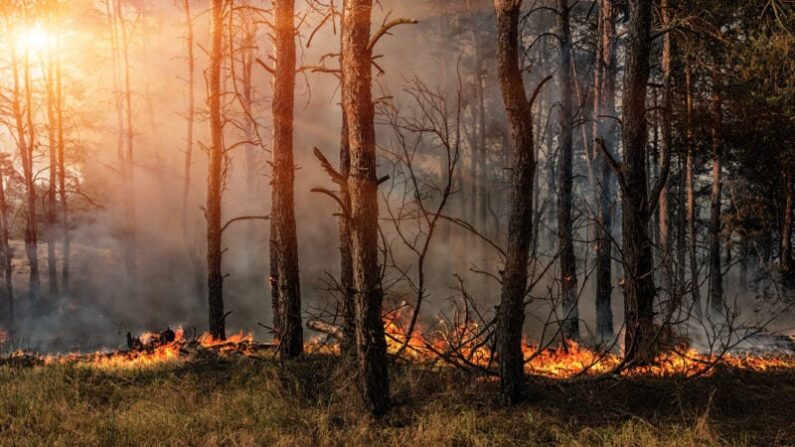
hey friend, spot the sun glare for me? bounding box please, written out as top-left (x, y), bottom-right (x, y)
top-left (16, 23), bottom-right (51, 55)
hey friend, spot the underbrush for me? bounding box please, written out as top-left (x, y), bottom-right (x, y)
top-left (0, 356), bottom-right (792, 446)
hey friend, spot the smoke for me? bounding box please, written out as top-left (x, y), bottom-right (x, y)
top-left (0, 0), bottom-right (790, 354)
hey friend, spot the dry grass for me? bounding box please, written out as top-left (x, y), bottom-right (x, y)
top-left (0, 356), bottom-right (793, 446)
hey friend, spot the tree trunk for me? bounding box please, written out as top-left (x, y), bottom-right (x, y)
top-left (619, 0), bottom-right (656, 364)
top-left (46, 50), bottom-right (59, 296)
top-left (339, 104), bottom-right (356, 355)
top-left (658, 0), bottom-right (673, 309)
top-left (708, 67), bottom-right (723, 316)
top-left (685, 64), bottom-right (703, 321)
top-left (494, 0), bottom-right (537, 404)
top-left (557, 0), bottom-right (578, 340)
top-left (116, 0), bottom-right (137, 292)
top-left (207, 0), bottom-right (226, 341)
top-left (593, 0), bottom-right (617, 340)
top-left (11, 47), bottom-right (40, 305)
top-left (781, 169), bottom-right (795, 284)
top-left (270, 0), bottom-right (303, 359)
top-left (0, 160), bottom-right (13, 332)
top-left (342, 0), bottom-right (390, 416)
top-left (56, 36), bottom-right (69, 292)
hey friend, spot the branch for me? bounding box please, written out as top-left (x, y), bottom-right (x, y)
top-left (313, 147), bottom-right (345, 185)
top-left (221, 215), bottom-right (270, 233)
top-left (255, 57), bottom-right (275, 75)
top-left (647, 146), bottom-right (672, 220)
top-left (367, 17), bottom-right (418, 52)
top-left (528, 75), bottom-right (554, 109)
top-left (595, 137), bottom-right (626, 192)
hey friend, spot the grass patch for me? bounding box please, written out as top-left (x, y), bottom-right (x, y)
top-left (1, 357), bottom-right (793, 446)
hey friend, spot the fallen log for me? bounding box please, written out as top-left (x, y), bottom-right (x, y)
top-left (307, 320), bottom-right (344, 341)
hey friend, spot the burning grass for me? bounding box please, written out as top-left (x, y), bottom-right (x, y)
top-left (1, 315), bottom-right (794, 445)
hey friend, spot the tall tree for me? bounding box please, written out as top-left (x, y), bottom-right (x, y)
top-left (207, 0), bottom-right (226, 340)
top-left (270, 0), bottom-right (303, 359)
top-left (684, 62), bottom-right (703, 321)
top-left (557, 0), bottom-right (578, 340)
top-left (604, 0), bottom-right (669, 363)
top-left (342, 0), bottom-right (390, 416)
top-left (494, 0), bottom-right (545, 403)
top-left (658, 0), bottom-right (674, 307)
top-left (592, 0), bottom-right (617, 340)
top-left (708, 65), bottom-right (723, 316)
top-left (11, 34), bottom-right (41, 305)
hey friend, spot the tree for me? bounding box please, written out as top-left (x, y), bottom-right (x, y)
top-left (493, 0), bottom-right (547, 404)
top-left (592, 0), bottom-right (618, 340)
top-left (603, 0), bottom-right (669, 363)
top-left (207, 0), bottom-right (226, 341)
top-left (557, 0), bottom-right (578, 340)
top-left (270, 0), bottom-right (303, 359)
top-left (341, 0), bottom-right (390, 416)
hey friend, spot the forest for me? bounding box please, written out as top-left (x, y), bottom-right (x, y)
top-left (0, 0), bottom-right (794, 445)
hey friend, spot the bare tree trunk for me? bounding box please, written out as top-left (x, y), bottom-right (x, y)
top-left (116, 0), bottom-right (137, 291)
top-left (593, 0), bottom-right (617, 340)
top-left (270, 0), bottom-right (303, 359)
top-left (0, 160), bottom-right (13, 331)
top-left (339, 105), bottom-right (356, 355)
top-left (618, 0), bottom-right (657, 364)
top-left (557, 0), bottom-right (578, 340)
top-left (494, 0), bottom-right (539, 404)
top-left (781, 169), bottom-right (795, 285)
top-left (207, 0), bottom-right (226, 341)
top-left (180, 0), bottom-right (203, 304)
top-left (708, 67), bottom-right (723, 316)
top-left (685, 64), bottom-right (703, 321)
top-left (658, 0), bottom-right (673, 308)
top-left (46, 50), bottom-right (59, 296)
top-left (55, 36), bottom-right (69, 292)
top-left (342, 0), bottom-right (390, 416)
top-left (11, 46), bottom-right (41, 305)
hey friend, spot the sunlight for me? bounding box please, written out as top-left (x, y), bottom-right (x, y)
top-left (16, 22), bottom-right (51, 55)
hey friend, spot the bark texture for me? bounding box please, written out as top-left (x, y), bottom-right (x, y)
top-left (342, 0), bottom-right (390, 416)
top-left (619, 0), bottom-right (656, 364)
top-left (708, 67), bottom-right (723, 316)
top-left (593, 0), bottom-right (617, 340)
top-left (270, 0), bottom-right (304, 359)
top-left (494, 0), bottom-right (536, 404)
top-left (207, 0), bottom-right (226, 340)
top-left (557, 0), bottom-right (578, 340)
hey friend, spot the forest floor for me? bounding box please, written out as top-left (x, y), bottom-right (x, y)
top-left (1, 356), bottom-right (793, 446)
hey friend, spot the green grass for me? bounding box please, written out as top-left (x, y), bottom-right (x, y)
top-left (1, 357), bottom-right (793, 446)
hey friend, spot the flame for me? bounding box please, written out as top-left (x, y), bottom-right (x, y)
top-left (3, 315), bottom-right (793, 377)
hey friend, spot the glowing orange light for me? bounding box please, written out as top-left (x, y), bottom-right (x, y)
top-left (16, 23), bottom-right (52, 55)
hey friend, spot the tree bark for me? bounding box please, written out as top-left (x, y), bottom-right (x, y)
top-left (207, 0), bottom-right (226, 340)
top-left (55, 36), bottom-right (69, 292)
top-left (270, 0), bottom-right (303, 359)
top-left (708, 66), bottom-right (723, 316)
top-left (46, 49), bottom-right (59, 296)
top-left (0, 158), bottom-right (13, 331)
top-left (592, 0), bottom-right (617, 340)
top-left (658, 0), bottom-right (673, 309)
top-left (494, 0), bottom-right (537, 404)
top-left (685, 63), bottom-right (703, 321)
top-left (11, 46), bottom-right (40, 305)
top-left (619, 0), bottom-right (656, 364)
top-left (342, 0), bottom-right (390, 416)
top-left (557, 0), bottom-right (578, 340)
top-left (781, 169), bottom-right (795, 284)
